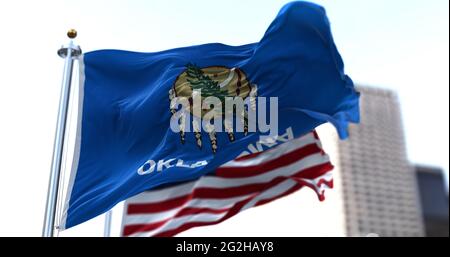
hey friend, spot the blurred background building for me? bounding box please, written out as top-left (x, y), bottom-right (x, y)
top-left (336, 86), bottom-right (424, 236)
top-left (318, 86), bottom-right (446, 237)
top-left (415, 165), bottom-right (449, 237)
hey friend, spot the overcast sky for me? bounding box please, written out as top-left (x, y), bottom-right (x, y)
top-left (0, 0), bottom-right (448, 236)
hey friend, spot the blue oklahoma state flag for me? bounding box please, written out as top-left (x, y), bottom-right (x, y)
top-left (61, 1), bottom-right (360, 229)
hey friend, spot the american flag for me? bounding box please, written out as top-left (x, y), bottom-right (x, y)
top-left (121, 130), bottom-right (333, 237)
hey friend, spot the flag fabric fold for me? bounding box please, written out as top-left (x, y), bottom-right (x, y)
top-left (121, 130), bottom-right (333, 237)
top-left (61, 1), bottom-right (359, 229)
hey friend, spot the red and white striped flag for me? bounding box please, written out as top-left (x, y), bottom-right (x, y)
top-left (121, 130), bottom-right (333, 237)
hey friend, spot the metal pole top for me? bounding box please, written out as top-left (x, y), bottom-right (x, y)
top-left (67, 29), bottom-right (77, 39)
top-left (58, 29), bottom-right (82, 58)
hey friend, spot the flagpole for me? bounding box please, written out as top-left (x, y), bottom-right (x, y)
top-left (42, 29), bottom-right (82, 237)
top-left (103, 210), bottom-right (113, 237)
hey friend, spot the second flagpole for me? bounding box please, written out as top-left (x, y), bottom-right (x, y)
top-left (104, 210), bottom-right (112, 237)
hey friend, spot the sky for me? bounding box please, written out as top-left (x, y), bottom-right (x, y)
top-left (0, 0), bottom-right (448, 236)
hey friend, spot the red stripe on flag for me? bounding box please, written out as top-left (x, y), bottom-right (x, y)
top-left (215, 143), bottom-right (321, 178)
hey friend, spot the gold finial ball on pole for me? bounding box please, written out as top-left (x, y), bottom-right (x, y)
top-left (67, 29), bottom-right (77, 39)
